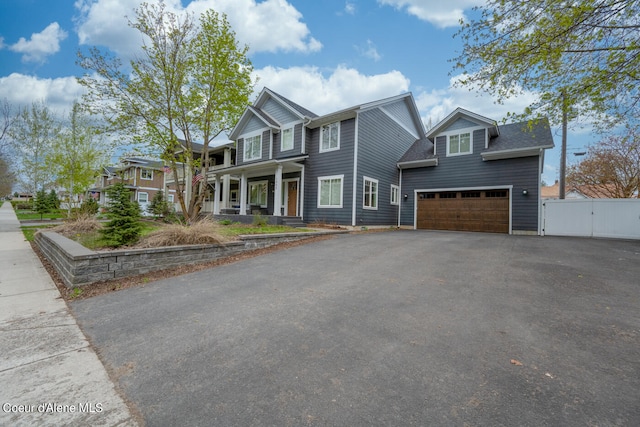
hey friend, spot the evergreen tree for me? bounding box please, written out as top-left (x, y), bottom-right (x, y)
top-left (101, 183), bottom-right (142, 246)
top-left (147, 191), bottom-right (171, 218)
top-left (34, 189), bottom-right (52, 219)
top-left (47, 189), bottom-right (60, 210)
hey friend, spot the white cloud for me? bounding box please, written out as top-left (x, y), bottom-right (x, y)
top-left (8, 22), bottom-right (68, 63)
top-left (378, 0), bottom-right (482, 28)
top-left (345, 2), bottom-right (356, 15)
top-left (0, 73), bottom-right (85, 117)
top-left (359, 40), bottom-right (382, 62)
top-left (253, 65), bottom-right (410, 115)
top-left (75, 0), bottom-right (321, 57)
top-left (415, 73), bottom-right (540, 125)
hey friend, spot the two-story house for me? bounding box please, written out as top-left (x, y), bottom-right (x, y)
top-left (210, 89), bottom-right (554, 234)
top-left (210, 87), bottom-right (424, 226)
top-left (90, 157), bottom-right (166, 213)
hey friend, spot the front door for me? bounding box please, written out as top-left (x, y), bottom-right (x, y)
top-left (287, 181), bottom-right (298, 216)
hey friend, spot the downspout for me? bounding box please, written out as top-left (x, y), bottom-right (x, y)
top-left (398, 166), bottom-right (402, 228)
top-left (352, 112), bottom-right (360, 226)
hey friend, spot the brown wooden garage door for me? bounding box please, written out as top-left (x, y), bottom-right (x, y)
top-left (416, 190), bottom-right (509, 233)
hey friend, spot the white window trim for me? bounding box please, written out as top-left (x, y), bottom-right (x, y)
top-left (447, 132), bottom-right (472, 157)
top-left (391, 184), bottom-right (400, 206)
top-left (317, 175), bottom-right (344, 208)
top-left (167, 194), bottom-right (174, 203)
top-left (137, 192), bottom-right (148, 203)
top-left (320, 122), bottom-right (340, 153)
top-left (243, 131), bottom-right (263, 162)
top-left (363, 176), bottom-right (379, 210)
top-left (248, 180), bottom-right (268, 208)
top-left (441, 125), bottom-right (484, 157)
top-left (281, 127), bottom-right (294, 152)
top-left (140, 168), bottom-right (153, 180)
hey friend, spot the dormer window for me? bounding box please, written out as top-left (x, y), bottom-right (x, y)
top-left (447, 132), bottom-right (472, 156)
top-left (320, 122), bottom-right (340, 152)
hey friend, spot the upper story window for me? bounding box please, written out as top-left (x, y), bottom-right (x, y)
top-left (244, 134), bottom-right (262, 161)
top-left (447, 132), bottom-right (472, 156)
top-left (281, 127), bottom-right (294, 151)
top-left (140, 168), bottom-right (153, 180)
top-left (320, 122), bottom-right (340, 152)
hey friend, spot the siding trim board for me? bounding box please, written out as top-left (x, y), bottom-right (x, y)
top-left (413, 185), bottom-right (514, 233)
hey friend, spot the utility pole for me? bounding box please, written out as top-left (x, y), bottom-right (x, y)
top-left (559, 92), bottom-right (568, 199)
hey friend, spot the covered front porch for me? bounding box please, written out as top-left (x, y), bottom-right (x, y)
top-left (208, 156), bottom-right (308, 219)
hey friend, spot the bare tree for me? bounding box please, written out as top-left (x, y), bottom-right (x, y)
top-left (567, 132), bottom-right (640, 198)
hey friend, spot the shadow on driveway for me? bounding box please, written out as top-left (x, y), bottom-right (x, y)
top-left (71, 231), bottom-right (640, 426)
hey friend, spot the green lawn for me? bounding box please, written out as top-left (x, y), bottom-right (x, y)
top-left (217, 223), bottom-right (313, 236)
top-left (15, 209), bottom-right (67, 221)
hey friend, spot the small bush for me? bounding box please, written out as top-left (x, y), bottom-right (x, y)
top-left (219, 219), bottom-right (233, 225)
top-left (252, 213), bottom-right (268, 227)
top-left (79, 198), bottom-right (99, 216)
top-left (52, 214), bottom-right (102, 237)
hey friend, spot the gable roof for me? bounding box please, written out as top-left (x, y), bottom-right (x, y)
top-left (229, 88), bottom-right (319, 140)
top-left (426, 107), bottom-right (499, 140)
top-left (307, 92), bottom-right (424, 138)
top-left (398, 114), bottom-right (554, 167)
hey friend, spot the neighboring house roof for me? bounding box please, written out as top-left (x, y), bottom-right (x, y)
top-left (122, 157), bottom-right (164, 169)
top-left (399, 113), bottom-right (554, 168)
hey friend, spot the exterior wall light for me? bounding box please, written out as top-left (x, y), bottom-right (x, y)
top-left (522, 189), bottom-right (528, 196)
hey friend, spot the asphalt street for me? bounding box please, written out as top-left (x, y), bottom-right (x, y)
top-left (71, 231), bottom-right (640, 426)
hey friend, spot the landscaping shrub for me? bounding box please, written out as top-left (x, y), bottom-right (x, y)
top-left (136, 218), bottom-right (229, 248)
top-left (79, 197), bottom-right (99, 216)
top-left (100, 183), bottom-right (142, 246)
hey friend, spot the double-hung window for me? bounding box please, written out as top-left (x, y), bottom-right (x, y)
top-left (244, 134), bottom-right (262, 161)
top-left (318, 175), bottom-right (343, 208)
top-left (320, 122), bottom-right (340, 152)
top-left (281, 127), bottom-right (294, 151)
top-left (137, 192), bottom-right (148, 203)
top-left (140, 168), bottom-right (153, 180)
top-left (363, 177), bottom-right (378, 210)
top-left (248, 181), bottom-right (268, 207)
top-left (448, 132), bottom-right (472, 156)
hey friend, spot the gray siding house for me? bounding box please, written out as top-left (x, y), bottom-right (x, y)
top-left (211, 87), bottom-right (423, 226)
top-left (398, 108), bottom-right (554, 234)
top-left (210, 90), bottom-right (554, 234)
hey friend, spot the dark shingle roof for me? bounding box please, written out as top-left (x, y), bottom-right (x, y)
top-left (398, 138), bottom-right (435, 163)
top-left (485, 119), bottom-right (554, 152)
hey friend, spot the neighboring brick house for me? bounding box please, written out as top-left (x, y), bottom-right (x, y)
top-left (89, 157), bottom-right (168, 214)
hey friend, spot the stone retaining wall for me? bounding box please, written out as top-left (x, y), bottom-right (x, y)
top-left (35, 230), bottom-right (336, 288)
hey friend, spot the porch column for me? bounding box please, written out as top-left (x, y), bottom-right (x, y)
top-left (239, 172), bottom-right (247, 215)
top-left (213, 175), bottom-right (220, 215)
top-left (222, 174), bottom-right (230, 209)
top-left (273, 165), bottom-right (283, 217)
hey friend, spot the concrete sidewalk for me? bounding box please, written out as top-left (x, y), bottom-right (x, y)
top-left (0, 202), bottom-right (137, 426)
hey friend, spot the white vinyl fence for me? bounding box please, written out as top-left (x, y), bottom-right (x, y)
top-left (542, 199), bottom-right (640, 240)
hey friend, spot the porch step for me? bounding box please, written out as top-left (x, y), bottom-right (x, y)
top-left (281, 217), bottom-right (306, 228)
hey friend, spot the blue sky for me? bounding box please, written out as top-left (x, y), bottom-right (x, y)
top-left (0, 0), bottom-right (597, 184)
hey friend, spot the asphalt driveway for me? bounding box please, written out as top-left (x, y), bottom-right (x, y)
top-left (71, 231), bottom-right (640, 426)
